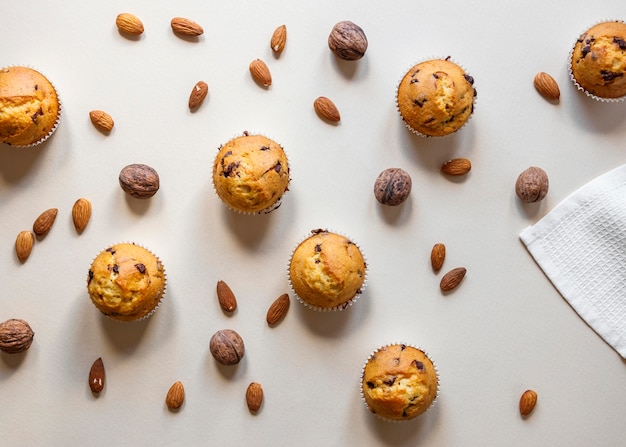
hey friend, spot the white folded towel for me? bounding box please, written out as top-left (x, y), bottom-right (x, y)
top-left (520, 164), bottom-right (626, 358)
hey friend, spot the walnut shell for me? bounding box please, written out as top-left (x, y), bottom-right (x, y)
top-left (516, 167), bottom-right (549, 203)
top-left (328, 21), bottom-right (368, 61)
top-left (209, 329), bottom-right (245, 365)
top-left (0, 319), bottom-right (34, 354)
top-left (374, 168), bottom-right (412, 206)
top-left (119, 164), bottom-right (160, 199)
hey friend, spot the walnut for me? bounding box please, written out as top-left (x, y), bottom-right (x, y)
top-left (328, 21), bottom-right (368, 61)
top-left (119, 164), bottom-right (160, 199)
top-left (209, 329), bottom-right (245, 365)
top-left (374, 168), bottom-right (412, 206)
top-left (0, 319), bottom-right (34, 354)
top-left (516, 167), bottom-right (549, 202)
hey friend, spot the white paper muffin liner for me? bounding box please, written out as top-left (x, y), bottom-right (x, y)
top-left (211, 130), bottom-right (291, 215)
top-left (1, 65), bottom-right (62, 147)
top-left (87, 241), bottom-right (167, 322)
top-left (567, 20), bottom-right (626, 103)
top-left (287, 228), bottom-right (368, 312)
top-left (359, 343), bottom-right (440, 422)
top-left (395, 55), bottom-right (477, 138)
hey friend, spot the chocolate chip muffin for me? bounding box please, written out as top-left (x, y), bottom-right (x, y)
top-left (0, 66), bottom-right (61, 146)
top-left (361, 344), bottom-right (439, 421)
top-left (570, 21), bottom-right (626, 100)
top-left (288, 229), bottom-right (366, 311)
top-left (87, 243), bottom-right (166, 322)
top-left (396, 58), bottom-right (476, 137)
top-left (212, 132), bottom-right (290, 214)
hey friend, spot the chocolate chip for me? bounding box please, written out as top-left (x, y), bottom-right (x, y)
top-left (614, 37), bottom-right (626, 50)
top-left (222, 162), bottom-right (239, 177)
top-left (582, 45), bottom-right (591, 58)
top-left (88, 270), bottom-right (94, 283)
top-left (273, 162), bottom-right (282, 173)
top-left (34, 85), bottom-right (38, 90)
top-left (135, 263), bottom-right (146, 273)
top-left (30, 107), bottom-right (43, 123)
top-left (106, 247), bottom-right (116, 254)
top-left (600, 70), bottom-right (623, 82)
top-left (366, 381), bottom-right (375, 389)
top-left (112, 265), bottom-right (119, 274)
top-left (424, 117), bottom-right (436, 124)
top-left (383, 376), bottom-right (397, 386)
top-left (464, 74), bottom-right (474, 85)
top-left (224, 150), bottom-right (232, 157)
top-left (315, 244), bottom-right (321, 252)
top-left (432, 73), bottom-right (439, 79)
top-left (260, 145), bottom-right (270, 151)
top-left (410, 78), bottom-right (418, 84)
top-left (413, 98), bottom-right (426, 107)
top-left (412, 359), bottom-right (425, 371)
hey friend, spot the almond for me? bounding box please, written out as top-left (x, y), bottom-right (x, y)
top-left (441, 158), bottom-right (471, 176)
top-left (440, 267), bottom-right (466, 292)
top-left (216, 280), bottom-right (237, 312)
top-left (314, 96), bottom-right (341, 123)
top-left (249, 59), bottom-right (272, 87)
top-left (430, 243), bottom-right (446, 272)
top-left (72, 198), bottom-right (92, 234)
top-left (15, 230), bottom-right (34, 263)
top-left (89, 357), bottom-right (105, 394)
top-left (166, 381), bottom-right (185, 410)
top-left (246, 382), bottom-right (263, 413)
top-left (534, 72), bottom-right (560, 101)
top-left (188, 81), bottom-right (208, 109)
top-left (33, 208), bottom-right (58, 237)
top-left (270, 24), bottom-right (287, 53)
top-left (89, 110), bottom-right (114, 132)
top-left (519, 389), bottom-right (538, 416)
top-left (171, 17), bottom-right (203, 36)
top-left (115, 13), bottom-right (144, 35)
top-left (266, 293), bottom-right (290, 325)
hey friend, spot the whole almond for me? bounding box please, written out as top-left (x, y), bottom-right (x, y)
top-left (440, 267), bottom-right (467, 292)
top-left (188, 81), bottom-right (208, 109)
top-left (166, 381), bottom-right (185, 410)
top-left (519, 389), bottom-right (538, 416)
top-left (72, 198), bottom-right (92, 233)
top-left (270, 24), bottom-right (287, 53)
top-left (171, 17), bottom-right (203, 36)
top-left (266, 293), bottom-right (290, 325)
top-left (246, 382), bottom-right (263, 413)
top-left (314, 96), bottom-right (341, 123)
top-left (115, 13), bottom-right (144, 35)
top-left (430, 243), bottom-right (446, 272)
top-left (216, 280), bottom-right (237, 313)
top-left (15, 230), bottom-right (34, 263)
top-left (534, 72), bottom-right (560, 101)
top-left (89, 357), bottom-right (105, 393)
top-left (0, 319), bottom-right (34, 354)
top-left (89, 110), bottom-right (114, 132)
top-left (442, 158), bottom-right (471, 176)
top-left (249, 59), bottom-right (272, 87)
top-left (33, 208), bottom-right (58, 236)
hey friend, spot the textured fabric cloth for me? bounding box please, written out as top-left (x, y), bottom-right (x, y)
top-left (520, 164), bottom-right (626, 358)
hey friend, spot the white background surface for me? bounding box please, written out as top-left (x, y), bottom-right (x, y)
top-left (1, 1), bottom-right (626, 446)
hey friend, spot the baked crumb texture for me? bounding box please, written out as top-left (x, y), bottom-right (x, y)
top-left (571, 21), bottom-right (626, 99)
top-left (212, 133), bottom-right (290, 214)
top-left (87, 243), bottom-right (166, 322)
top-left (361, 344), bottom-right (438, 421)
top-left (397, 58), bottom-right (476, 137)
top-left (289, 230), bottom-right (366, 310)
top-left (0, 66), bottom-right (60, 146)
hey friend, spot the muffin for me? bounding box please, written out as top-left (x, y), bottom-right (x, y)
top-left (396, 58), bottom-right (476, 137)
top-left (0, 66), bottom-right (61, 146)
top-left (569, 20), bottom-right (626, 100)
top-left (288, 229), bottom-right (366, 311)
top-left (87, 243), bottom-right (166, 322)
top-left (361, 344), bottom-right (439, 421)
top-left (212, 131), bottom-right (290, 214)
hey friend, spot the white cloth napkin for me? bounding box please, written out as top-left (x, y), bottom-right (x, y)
top-left (520, 164), bottom-right (626, 358)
